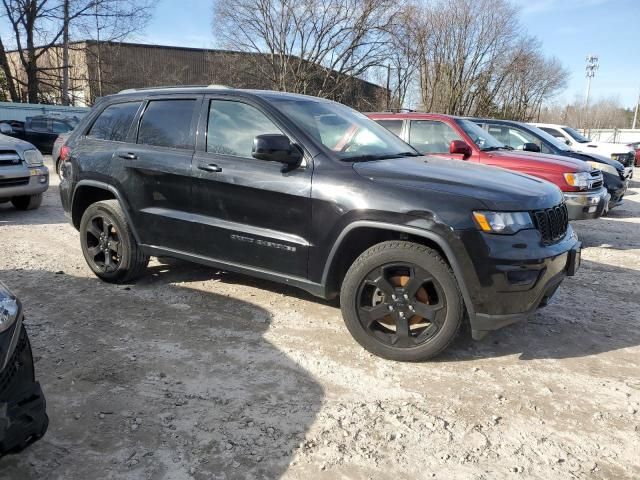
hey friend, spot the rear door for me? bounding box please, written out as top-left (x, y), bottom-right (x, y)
top-left (190, 96), bottom-right (312, 278)
top-left (114, 96), bottom-right (201, 252)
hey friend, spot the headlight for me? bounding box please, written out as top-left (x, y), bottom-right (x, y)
top-left (564, 171), bottom-right (591, 189)
top-left (0, 282), bottom-right (19, 334)
top-left (472, 211), bottom-right (533, 234)
top-left (23, 149), bottom-right (44, 166)
top-left (586, 161), bottom-right (619, 177)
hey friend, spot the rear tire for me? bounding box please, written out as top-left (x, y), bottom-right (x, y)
top-left (340, 241), bottom-right (464, 361)
top-left (11, 193), bottom-right (43, 210)
top-left (79, 200), bottom-right (149, 283)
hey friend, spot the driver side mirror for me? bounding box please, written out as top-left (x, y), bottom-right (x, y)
top-left (252, 134), bottom-right (302, 168)
top-left (0, 123), bottom-right (13, 135)
top-left (521, 142), bottom-right (541, 153)
top-left (450, 140), bottom-right (472, 159)
top-left (565, 139), bottom-right (572, 146)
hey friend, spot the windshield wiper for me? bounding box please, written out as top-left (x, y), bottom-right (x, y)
top-left (345, 151), bottom-right (420, 162)
top-left (480, 146), bottom-right (507, 152)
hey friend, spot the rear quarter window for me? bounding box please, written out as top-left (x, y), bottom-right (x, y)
top-left (87, 102), bottom-right (141, 142)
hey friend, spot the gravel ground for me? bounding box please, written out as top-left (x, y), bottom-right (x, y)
top-left (0, 159), bottom-right (639, 479)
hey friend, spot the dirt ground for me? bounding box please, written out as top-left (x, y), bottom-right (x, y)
top-left (0, 159), bottom-right (638, 480)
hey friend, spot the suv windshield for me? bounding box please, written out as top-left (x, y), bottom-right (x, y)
top-left (527, 124), bottom-right (570, 151)
top-left (270, 98), bottom-right (418, 161)
top-left (563, 127), bottom-right (590, 143)
top-left (455, 118), bottom-right (505, 150)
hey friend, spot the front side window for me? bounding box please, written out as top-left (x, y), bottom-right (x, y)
top-left (138, 99), bottom-right (196, 149)
top-left (375, 120), bottom-right (403, 137)
top-left (540, 127), bottom-right (566, 140)
top-left (269, 98), bottom-right (416, 161)
top-left (207, 100), bottom-right (282, 158)
top-left (88, 102), bottom-right (141, 142)
top-left (52, 120), bottom-right (72, 134)
top-left (455, 119), bottom-right (504, 151)
top-left (409, 120), bottom-right (462, 154)
top-left (30, 118), bottom-right (48, 132)
top-left (563, 127), bottom-right (590, 143)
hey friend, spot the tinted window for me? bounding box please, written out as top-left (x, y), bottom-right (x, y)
top-left (138, 100), bottom-right (196, 149)
top-left (488, 124), bottom-right (541, 150)
top-left (375, 120), bottom-right (403, 137)
top-left (207, 100), bottom-right (282, 158)
top-left (88, 102), bottom-right (141, 141)
top-left (30, 118), bottom-right (48, 132)
top-left (52, 120), bottom-right (72, 134)
top-left (409, 120), bottom-right (462, 154)
top-left (540, 127), bottom-right (565, 140)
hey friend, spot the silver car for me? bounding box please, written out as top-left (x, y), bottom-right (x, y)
top-left (0, 131), bottom-right (49, 210)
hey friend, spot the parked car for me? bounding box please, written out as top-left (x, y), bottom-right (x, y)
top-left (52, 133), bottom-right (71, 178)
top-left (469, 118), bottom-right (630, 209)
top-left (0, 133), bottom-right (49, 210)
top-left (59, 87), bottom-right (582, 361)
top-left (0, 281), bottom-right (48, 455)
top-left (531, 123), bottom-right (636, 171)
top-left (627, 141), bottom-right (640, 167)
top-left (1, 114), bottom-right (79, 153)
top-left (369, 113), bottom-right (608, 221)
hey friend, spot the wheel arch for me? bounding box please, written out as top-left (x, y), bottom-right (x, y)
top-left (321, 221), bottom-right (475, 318)
top-left (71, 180), bottom-right (141, 243)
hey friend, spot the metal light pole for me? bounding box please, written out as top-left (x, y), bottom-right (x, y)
top-left (584, 55), bottom-right (599, 129)
top-left (633, 89), bottom-right (639, 129)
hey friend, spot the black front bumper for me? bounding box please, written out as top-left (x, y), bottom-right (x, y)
top-left (0, 324), bottom-right (48, 456)
top-left (454, 227), bottom-right (581, 339)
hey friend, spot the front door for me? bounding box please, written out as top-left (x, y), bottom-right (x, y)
top-left (191, 97), bottom-right (312, 278)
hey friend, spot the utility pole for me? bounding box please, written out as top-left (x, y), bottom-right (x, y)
top-left (633, 89), bottom-right (639, 129)
top-left (584, 54), bottom-right (599, 130)
top-left (386, 63), bottom-right (391, 111)
top-left (61, 0), bottom-right (70, 105)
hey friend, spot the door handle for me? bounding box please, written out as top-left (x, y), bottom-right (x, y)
top-left (198, 163), bottom-right (222, 173)
top-left (118, 152), bottom-right (137, 160)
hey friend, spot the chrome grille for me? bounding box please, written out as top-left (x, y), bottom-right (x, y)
top-left (532, 203), bottom-right (569, 244)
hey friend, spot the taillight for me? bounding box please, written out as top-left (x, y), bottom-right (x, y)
top-left (60, 145), bottom-right (70, 162)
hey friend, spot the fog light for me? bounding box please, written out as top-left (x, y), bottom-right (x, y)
top-left (588, 206), bottom-right (597, 213)
top-left (506, 269), bottom-right (540, 286)
top-left (39, 175), bottom-right (47, 183)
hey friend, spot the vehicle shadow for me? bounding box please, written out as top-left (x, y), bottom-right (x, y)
top-left (0, 185), bottom-right (67, 226)
top-left (439, 259), bottom-right (640, 362)
top-left (571, 219), bottom-right (640, 250)
top-left (0, 268), bottom-right (323, 479)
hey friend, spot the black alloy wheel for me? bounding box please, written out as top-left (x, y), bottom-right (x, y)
top-left (84, 213), bottom-right (123, 274)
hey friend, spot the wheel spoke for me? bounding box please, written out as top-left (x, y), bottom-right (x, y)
top-left (405, 267), bottom-right (432, 299)
top-left (102, 218), bottom-right (111, 236)
top-left (109, 240), bottom-right (122, 255)
top-left (366, 267), bottom-right (395, 297)
top-left (359, 303), bottom-right (390, 327)
top-left (87, 222), bottom-right (102, 240)
top-left (412, 301), bottom-right (444, 322)
top-left (87, 245), bottom-right (101, 259)
top-left (392, 315), bottom-right (412, 347)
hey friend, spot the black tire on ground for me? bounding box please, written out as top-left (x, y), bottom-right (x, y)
top-left (79, 199), bottom-right (149, 283)
top-left (340, 240), bottom-right (464, 362)
top-left (11, 193), bottom-right (43, 210)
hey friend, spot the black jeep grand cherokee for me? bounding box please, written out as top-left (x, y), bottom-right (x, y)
top-left (59, 87), bottom-right (581, 361)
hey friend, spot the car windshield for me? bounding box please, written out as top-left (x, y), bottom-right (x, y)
top-left (269, 98), bottom-right (419, 161)
top-left (455, 118), bottom-right (505, 150)
top-left (526, 124), bottom-right (570, 151)
top-left (563, 127), bottom-right (590, 143)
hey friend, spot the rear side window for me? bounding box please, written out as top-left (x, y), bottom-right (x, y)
top-left (409, 120), bottom-right (462, 154)
top-left (30, 118), bottom-right (48, 132)
top-left (52, 120), bottom-right (72, 134)
top-left (540, 127), bottom-right (565, 140)
top-left (207, 100), bottom-right (282, 158)
top-left (88, 102), bottom-right (141, 141)
top-left (138, 99), bottom-right (196, 149)
top-left (375, 120), bottom-right (403, 137)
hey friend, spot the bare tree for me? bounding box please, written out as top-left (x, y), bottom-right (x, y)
top-left (213, 0), bottom-right (399, 106)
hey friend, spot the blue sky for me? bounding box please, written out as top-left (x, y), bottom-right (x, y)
top-left (140, 0), bottom-right (639, 108)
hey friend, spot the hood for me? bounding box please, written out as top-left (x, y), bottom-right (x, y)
top-left (574, 141), bottom-right (634, 155)
top-left (488, 150), bottom-right (592, 172)
top-left (565, 150), bottom-right (624, 172)
top-left (0, 133), bottom-right (35, 153)
top-left (353, 156), bottom-right (563, 211)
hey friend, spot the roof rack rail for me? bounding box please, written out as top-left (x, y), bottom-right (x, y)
top-left (118, 84), bottom-right (232, 94)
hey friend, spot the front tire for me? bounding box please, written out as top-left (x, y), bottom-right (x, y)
top-left (340, 241), bottom-right (464, 361)
top-left (11, 193), bottom-right (43, 210)
top-left (79, 200), bottom-right (149, 283)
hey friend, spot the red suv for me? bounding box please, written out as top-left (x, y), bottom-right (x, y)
top-left (368, 113), bottom-right (608, 220)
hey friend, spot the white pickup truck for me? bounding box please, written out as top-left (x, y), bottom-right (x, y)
top-left (531, 123), bottom-right (635, 177)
